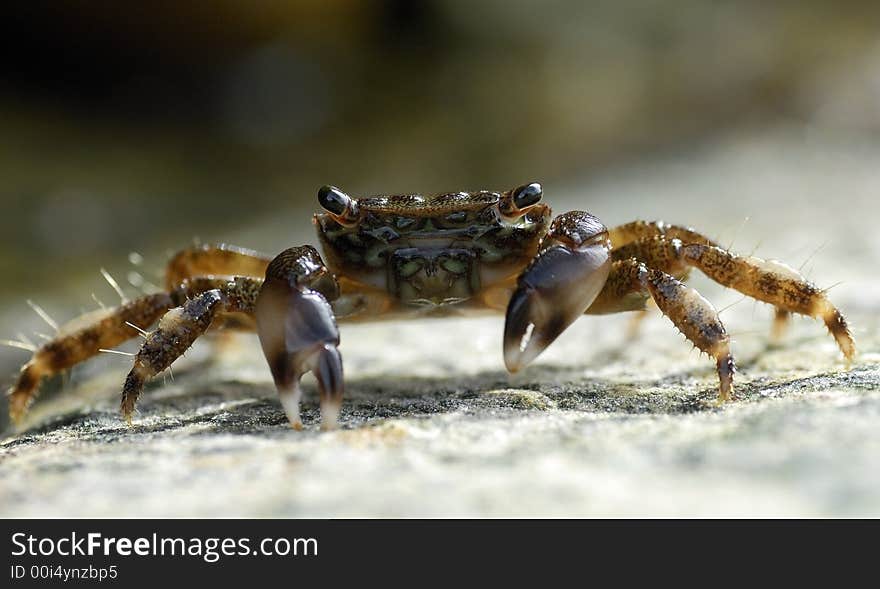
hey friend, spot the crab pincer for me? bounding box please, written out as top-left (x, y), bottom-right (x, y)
top-left (503, 211), bottom-right (612, 372)
top-left (255, 246), bottom-right (343, 430)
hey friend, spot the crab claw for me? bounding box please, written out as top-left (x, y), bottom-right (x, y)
top-left (503, 241), bottom-right (611, 372)
top-left (255, 282), bottom-right (343, 430)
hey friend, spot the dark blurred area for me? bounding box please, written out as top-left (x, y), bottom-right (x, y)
top-left (1, 0), bottom-right (879, 297)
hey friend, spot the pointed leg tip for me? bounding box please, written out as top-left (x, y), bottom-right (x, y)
top-left (8, 400), bottom-right (25, 425)
top-left (843, 342), bottom-right (856, 369)
top-left (279, 386), bottom-right (305, 431)
top-left (7, 368), bottom-right (39, 424)
top-left (120, 397), bottom-right (137, 426)
top-left (319, 401), bottom-right (341, 431)
top-left (715, 382), bottom-right (734, 404)
top-left (121, 400), bottom-right (135, 424)
top-left (714, 353), bottom-right (735, 403)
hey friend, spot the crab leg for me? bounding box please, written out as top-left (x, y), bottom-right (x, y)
top-left (682, 243), bottom-right (855, 362)
top-left (254, 246), bottom-right (343, 430)
top-left (165, 243), bottom-right (271, 289)
top-left (120, 277), bottom-right (263, 421)
top-left (607, 222), bottom-right (802, 342)
top-left (7, 243), bottom-right (277, 424)
top-left (598, 259), bottom-right (736, 400)
top-left (771, 308), bottom-right (792, 342)
top-left (606, 235), bottom-right (855, 363)
top-left (607, 220), bottom-right (719, 250)
top-left (6, 293), bottom-right (179, 423)
top-left (503, 211), bottom-right (612, 371)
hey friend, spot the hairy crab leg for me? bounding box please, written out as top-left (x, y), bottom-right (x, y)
top-left (588, 221), bottom-right (721, 339)
top-left (607, 224), bottom-right (804, 343)
top-left (6, 277), bottom-right (241, 425)
top-left (6, 243), bottom-right (273, 424)
top-left (163, 244), bottom-right (270, 334)
top-left (681, 243), bottom-right (855, 363)
top-left (771, 308), bottom-right (792, 342)
top-left (607, 220), bottom-right (719, 250)
top-left (254, 246), bottom-right (343, 430)
top-left (7, 293), bottom-right (178, 423)
top-left (600, 259), bottom-right (736, 400)
top-left (120, 276), bottom-right (263, 421)
top-left (606, 235), bottom-right (855, 363)
top-left (165, 243), bottom-right (271, 290)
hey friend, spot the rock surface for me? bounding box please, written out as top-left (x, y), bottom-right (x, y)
top-left (1, 127), bottom-right (879, 517)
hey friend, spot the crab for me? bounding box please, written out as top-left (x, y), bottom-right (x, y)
top-left (5, 182), bottom-right (855, 430)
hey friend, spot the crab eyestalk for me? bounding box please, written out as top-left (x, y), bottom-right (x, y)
top-left (500, 182), bottom-right (543, 218)
top-left (318, 185), bottom-right (360, 225)
top-left (503, 211), bottom-right (612, 372)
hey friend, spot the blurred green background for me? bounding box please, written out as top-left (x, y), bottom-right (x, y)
top-left (2, 0), bottom-right (879, 383)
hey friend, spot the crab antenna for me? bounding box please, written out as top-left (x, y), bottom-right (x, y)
top-left (101, 268), bottom-right (129, 304)
top-left (26, 299), bottom-right (59, 332)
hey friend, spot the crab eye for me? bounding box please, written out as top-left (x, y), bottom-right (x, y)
top-left (318, 185), bottom-right (352, 216)
top-left (512, 182), bottom-right (543, 209)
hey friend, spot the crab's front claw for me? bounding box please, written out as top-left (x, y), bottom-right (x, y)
top-left (503, 229), bottom-right (611, 372)
top-left (255, 281), bottom-right (343, 430)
